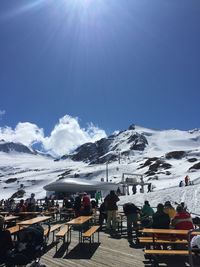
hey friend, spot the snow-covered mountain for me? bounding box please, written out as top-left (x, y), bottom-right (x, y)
top-left (0, 140), bottom-right (35, 154)
top-left (0, 125), bottom-right (200, 213)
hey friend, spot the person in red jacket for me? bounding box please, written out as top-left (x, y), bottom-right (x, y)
top-left (185, 175), bottom-right (189, 186)
top-left (81, 192), bottom-right (91, 216)
top-left (172, 205), bottom-right (194, 230)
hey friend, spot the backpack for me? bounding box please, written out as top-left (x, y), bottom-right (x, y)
top-left (192, 217), bottom-right (200, 225)
top-left (17, 224), bottom-right (44, 255)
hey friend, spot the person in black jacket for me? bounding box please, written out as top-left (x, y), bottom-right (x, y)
top-left (152, 203), bottom-right (170, 229)
top-left (104, 190), bottom-right (119, 235)
top-left (99, 201), bottom-right (107, 230)
top-left (123, 202), bottom-right (140, 242)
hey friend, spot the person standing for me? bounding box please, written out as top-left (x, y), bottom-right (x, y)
top-left (185, 175), bottom-right (189, 186)
top-left (179, 180), bottom-right (183, 187)
top-left (95, 191), bottom-right (101, 206)
top-left (104, 190), bottom-right (119, 236)
top-left (147, 183), bottom-right (152, 193)
top-left (99, 200), bottom-right (107, 230)
top-left (123, 202), bottom-right (140, 242)
top-left (132, 185), bottom-right (137, 195)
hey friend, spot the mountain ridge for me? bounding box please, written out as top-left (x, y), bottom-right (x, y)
top-left (0, 124), bottom-right (199, 203)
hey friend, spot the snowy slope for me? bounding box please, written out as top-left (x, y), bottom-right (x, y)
top-left (0, 125), bottom-right (200, 213)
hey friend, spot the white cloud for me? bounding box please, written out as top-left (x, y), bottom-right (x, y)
top-left (43, 115), bottom-right (106, 156)
top-left (0, 114), bottom-right (107, 156)
top-left (0, 122), bottom-right (44, 145)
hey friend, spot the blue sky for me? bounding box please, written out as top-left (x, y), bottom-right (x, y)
top-left (0, 0), bottom-right (200, 139)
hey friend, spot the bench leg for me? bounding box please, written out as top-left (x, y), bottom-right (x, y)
top-left (56, 237), bottom-right (58, 252)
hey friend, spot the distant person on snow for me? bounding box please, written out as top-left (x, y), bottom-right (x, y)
top-left (185, 175), bottom-right (189, 186)
top-left (179, 180), bottom-right (184, 187)
top-left (132, 185), bottom-right (137, 195)
top-left (116, 187), bottom-right (121, 196)
top-left (147, 183), bottom-right (152, 193)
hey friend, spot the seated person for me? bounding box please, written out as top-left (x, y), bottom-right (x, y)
top-left (164, 201), bottom-right (176, 219)
top-left (81, 192), bottom-right (91, 216)
top-left (91, 200), bottom-right (98, 209)
top-left (171, 205), bottom-right (194, 230)
top-left (26, 193), bottom-right (36, 212)
top-left (74, 194), bottom-right (82, 217)
top-left (16, 199), bottom-right (27, 213)
top-left (140, 200), bottom-right (154, 227)
top-left (0, 215), bottom-right (13, 264)
top-left (63, 197), bottom-right (73, 209)
top-left (152, 203), bottom-right (170, 229)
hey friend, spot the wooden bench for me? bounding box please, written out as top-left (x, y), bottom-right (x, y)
top-left (44, 224), bottom-right (63, 242)
top-left (145, 249), bottom-right (189, 255)
top-left (82, 225), bottom-right (100, 243)
top-left (138, 236), bottom-right (187, 244)
top-left (7, 225), bottom-right (20, 235)
top-left (55, 225), bottom-right (71, 251)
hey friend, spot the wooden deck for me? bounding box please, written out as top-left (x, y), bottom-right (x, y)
top-left (39, 230), bottom-right (199, 267)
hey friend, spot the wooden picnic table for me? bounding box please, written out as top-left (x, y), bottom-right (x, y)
top-left (15, 212), bottom-right (41, 216)
top-left (66, 216), bottom-right (92, 242)
top-left (60, 208), bottom-right (75, 221)
top-left (67, 216), bottom-right (92, 226)
top-left (140, 228), bottom-right (189, 235)
top-left (4, 215), bottom-right (19, 222)
top-left (139, 228), bottom-right (191, 244)
top-left (0, 211), bottom-right (9, 216)
top-left (17, 216), bottom-right (52, 227)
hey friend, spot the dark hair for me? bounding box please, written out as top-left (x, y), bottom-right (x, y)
top-left (176, 205), bottom-right (183, 213)
top-left (157, 203), bottom-right (164, 212)
top-left (144, 200), bottom-right (150, 206)
top-left (110, 190), bottom-right (115, 195)
top-left (164, 201), bottom-right (171, 207)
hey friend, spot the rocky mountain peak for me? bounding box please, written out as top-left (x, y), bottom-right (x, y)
top-left (62, 127), bottom-right (148, 164)
top-left (0, 141), bottom-right (34, 154)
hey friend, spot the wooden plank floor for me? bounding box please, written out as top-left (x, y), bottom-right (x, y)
top-left (39, 230), bottom-right (199, 267)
